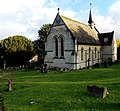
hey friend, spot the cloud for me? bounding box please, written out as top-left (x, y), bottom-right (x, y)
top-left (1, 0), bottom-right (120, 41)
top-left (0, 0), bottom-right (56, 40)
top-left (93, 0), bottom-right (120, 38)
top-left (0, 0), bottom-right (78, 40)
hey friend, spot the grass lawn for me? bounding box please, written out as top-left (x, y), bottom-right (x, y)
top-left (0, 63), bottom-right (120, 111)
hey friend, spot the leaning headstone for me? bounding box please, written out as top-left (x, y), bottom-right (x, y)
top-left (8, 79), bottom-right (13, 91)
top-left (87, 85), bottom-right (109, 98)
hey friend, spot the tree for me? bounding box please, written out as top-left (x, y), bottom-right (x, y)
top-left (117, 39), bottom-right (120, 60)
top-left (116, 39), bottom-right (120, 48)
top-left (0, 43), bottom-right (6, 68)
top-left (38, 24), bottom-right (51, 42)
top-left (1, 35), bottom-right (34, 52)
top-left (33, 24), bottom-right (51, 65)
top-left (0, 35), bottom-right (34, 67)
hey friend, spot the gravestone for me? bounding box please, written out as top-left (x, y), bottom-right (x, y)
top-left (8, 79), bottom-right (13, 91)
top-left (41, 64), bottom-right (47, 73)
top-left (87, 85), bottom-right (109, 98)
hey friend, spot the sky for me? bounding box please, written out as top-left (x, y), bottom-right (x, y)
top-left (0, 0), bottom-right (120, 41)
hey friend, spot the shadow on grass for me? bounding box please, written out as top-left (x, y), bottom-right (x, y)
top-left (75, 91), bottom-right (120, 111)
top-left (84, 102), bottom-right (120, 111)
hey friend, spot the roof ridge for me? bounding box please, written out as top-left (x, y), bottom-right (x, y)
top-left (58, 14), bottom-right (100, 45)
top-left (60, 15), bottom-right (88, 27)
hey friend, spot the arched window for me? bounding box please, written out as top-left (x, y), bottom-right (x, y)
top-left (60, 37), bottom-right (64, 57)
top-left (95, 47), bottom-right (97, 58)
top-left (81, 47), bottom-right (84, 60)
top-left (89, 47), bottom-right (91, 59)
top-left (100, 48), bottom-right (102, 59)
top-left (55, 37), bottom-right (58, 57)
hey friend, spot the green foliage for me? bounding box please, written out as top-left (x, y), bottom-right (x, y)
top-left (33, 24), bottom-right (51, 61)
top-left (116, 39), bottom-right (120, 48)
top-left (117, 39), bottom-right (120, 60)
top-left (38, 24), bottom-right (51, 42)
top-left (0, 43), bottom-right (5, 65)
top-left (1, 63), bottom-right (120, 111)
top-left (0, 35), bottom-right (34, 53)
top-left (0, 35), bottom-right (34, 67)
top-left (0, 93), bottom-right (5, 111)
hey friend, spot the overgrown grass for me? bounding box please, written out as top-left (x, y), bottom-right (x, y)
top-left (0, 62), bottom-right (120, 111)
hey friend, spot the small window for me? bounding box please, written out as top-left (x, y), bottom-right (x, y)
top-left (104, 37), bottom-right (108, 42)
top-left (89, 48), bottom-right (91, 59)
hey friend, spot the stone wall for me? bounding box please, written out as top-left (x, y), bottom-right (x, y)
top-left (45, 24), bottom-right (75, 69)
top-left (77, 45), bottom-right (101, 69)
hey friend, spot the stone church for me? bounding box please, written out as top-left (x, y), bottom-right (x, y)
top-left (45, 8), bottom-right (117, 70)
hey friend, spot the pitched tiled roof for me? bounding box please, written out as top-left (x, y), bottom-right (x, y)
top-left (98, 31), bottom-right (114, 45)
top-left (60, 15), bottom-right (100, 45)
